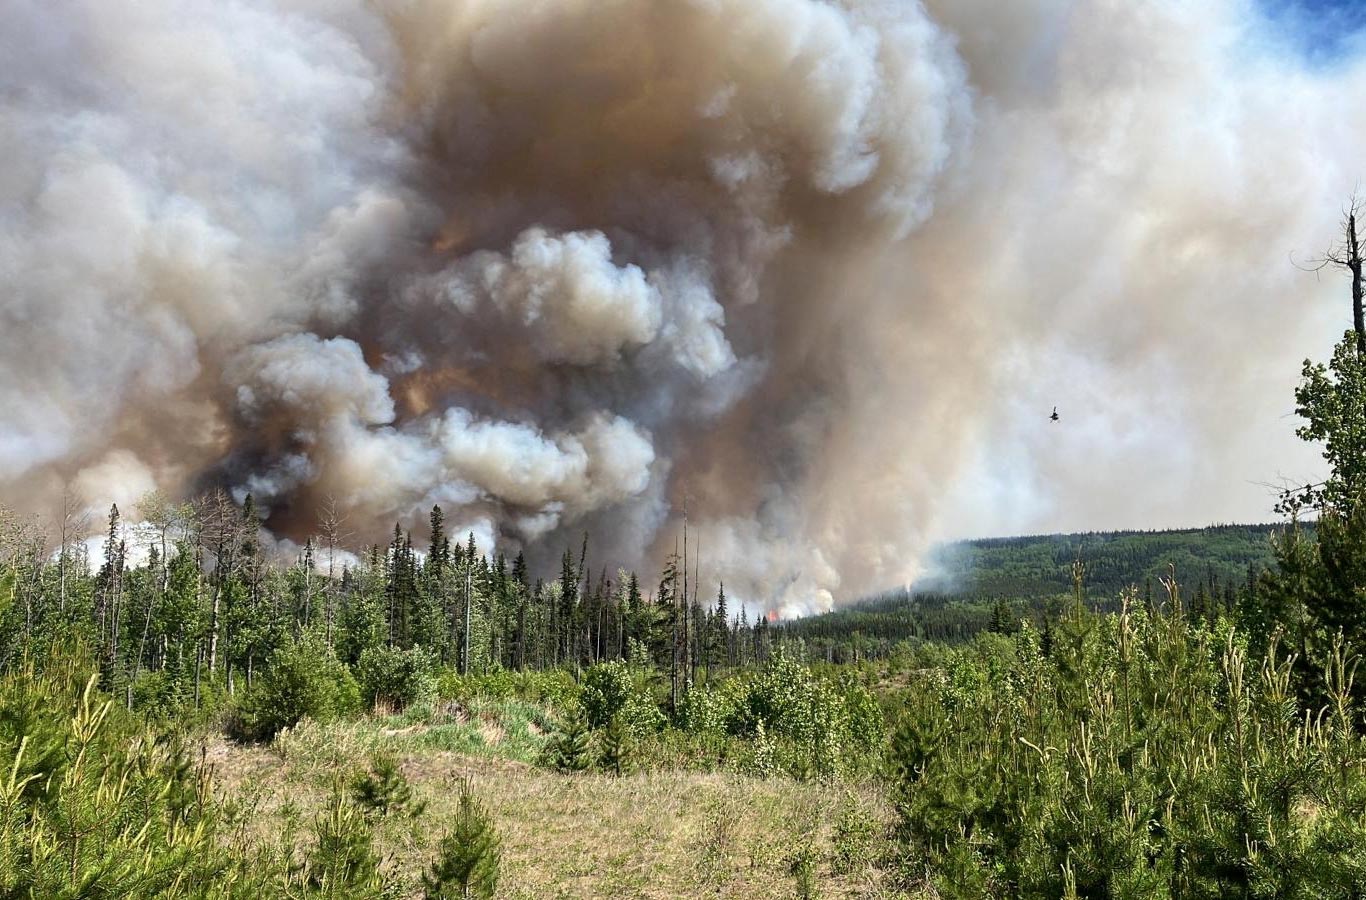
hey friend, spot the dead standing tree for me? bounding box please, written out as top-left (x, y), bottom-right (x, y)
top-left (1303, 196), bottom-right (1366, 354)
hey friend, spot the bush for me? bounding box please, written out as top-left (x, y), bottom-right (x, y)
top-left (731, 654), bottom-right (885, 777)
top-left (229, 634), bottom-right (360, 742)
top-left (438, 668), bottom-right (578, 709)
top-left (580, 661), bottom-right (632, 728)
top-left (677, 681), bottom-right (741, 735)
top-left (356, 644), bottom-right (437, 712)
top-left (581, 660), bottom-right (665, 737)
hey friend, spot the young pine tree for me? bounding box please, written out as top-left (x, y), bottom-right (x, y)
top-left (423, 778), bottom-right (501, 900)
top-left (350, 752), bottom-right (425, 819)
top-left (547, 702), bottom-right (593, 773)
top-left (598, 713), bottom-right (632, 776)
top-left (305, 785), bottom-right (382, 894)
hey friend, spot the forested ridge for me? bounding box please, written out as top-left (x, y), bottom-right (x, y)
top-left (777, 523), bottom-right (1289, 659)
top-left (920, 523), bottom-right (1283, 600)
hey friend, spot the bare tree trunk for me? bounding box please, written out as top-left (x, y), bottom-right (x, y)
top-left (208, 580), bottom-right (221, 674)
top-left (1348, 211), bottom-right (1365, 356)
top-left (462, 558), bottom-right (472, 675)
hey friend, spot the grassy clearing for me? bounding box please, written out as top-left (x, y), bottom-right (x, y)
top-left (204, 705), bottom-right (901, 899)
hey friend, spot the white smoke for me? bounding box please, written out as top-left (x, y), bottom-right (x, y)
top-left (2, 0), bottom-right (1363, 613)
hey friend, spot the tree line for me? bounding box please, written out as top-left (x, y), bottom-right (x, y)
top-left (0, 494), bottom-right (774, 716)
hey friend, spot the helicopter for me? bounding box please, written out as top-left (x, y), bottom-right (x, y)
top-left (1050, 406), bottom-right (1059, 422)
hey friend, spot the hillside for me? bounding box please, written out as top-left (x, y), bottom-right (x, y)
top-left (778, 523), bottom-right (1294, 654)
top-left (916, 522), bottom-right (1287, 601)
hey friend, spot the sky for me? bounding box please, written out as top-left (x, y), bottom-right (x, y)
top-left (1259, 0), bottom-right (1366, 63)
top-left (3, 0), bottom-right (1366, 614)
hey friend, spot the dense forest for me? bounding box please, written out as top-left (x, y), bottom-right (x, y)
top-left (777, 524), bottom-right (1287, 660)
top-left (0, 497), bottom-right (771, 731)
top-left (917, 524), bottom-right (1283, 601)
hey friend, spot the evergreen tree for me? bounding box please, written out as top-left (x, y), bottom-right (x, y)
top-left (547, 703), bottom-right (593, 773)
top-left (598, 713), bottom-right (632, 776)
top-left (422, 779), bottom-right (501, 900)
top-left (306, 785), bottom-right (381, 893)
top-left (350, 752), bottom-right (424, 819)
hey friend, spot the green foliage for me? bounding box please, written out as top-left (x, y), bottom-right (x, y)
top-left (580, 659), bottom-right (664, 737)
top-left (1287, 331), bottom-right (1366, 513)
top-left (357, 644), bottom-right (438, 712)
top-left (739, 718), bottom-right (779, 778)
top-left (597, 713), bottom-right (632, 776)
top-left (0, 643), bottom-right (273, 897)
top-left (891, 601), bottom-right (1366, 898)
top-left (544, 702), bottom-right (593, 773)
top-left (732, 654), bottom-right (885, 778)
top-left (830, 795), bottom-right (881, 876)
top-left (305, 784), bottom-right (383, 895)
top-left (350, 751), bottom-right (426, 819)
top-left (422, 779), bottom-right (500, 900)
top-left (230, 633), bottom-right (361, 742)
top-left (788, 842), bottom-right (820, 900)
top-left (437, 668), bottom-right (579, 710)
top-left (580, 660), bottom-right (633, 728)
top-left (676, 680), bottom-right (741, 734)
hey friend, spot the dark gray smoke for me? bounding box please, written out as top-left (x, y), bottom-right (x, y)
top-left (2, 0), bottom-right (1363, 614)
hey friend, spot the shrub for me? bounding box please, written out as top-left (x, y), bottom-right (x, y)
top-left (677, 681), bottom-right (741, 735)
top-left (830, 796), bottom-right (882, 876)
top-left (581, 660), bottom-right (666, 738)
top-left (356, 644), bottom-right (437, 712)
top-left (229, 634), bottom-right (360, 742)
top-left (438, 668), bottom-right (578, 709)
top-left (581, 661), bottom-right (632, 728)
top-left (730, 654), bottom-right (885, 777)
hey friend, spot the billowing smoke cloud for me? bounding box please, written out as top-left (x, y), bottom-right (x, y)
top-left (2, 0), bottom-right (1364, 615)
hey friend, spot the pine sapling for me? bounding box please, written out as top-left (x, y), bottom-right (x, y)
top-left (422, 778), bottom-right (500, 900)
top-left (598, 713), bottom-right (632, 776)
top-left (546, 702), bottom-right (592, 773)
top-left (305, 784), bottom-right (381, 893)
top-left (350, 752), bottom-right (426, 819)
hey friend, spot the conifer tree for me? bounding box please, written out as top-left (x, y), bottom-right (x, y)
top-left (547, 703), bottom-right (593, 772)
top-left (598, 713), bottom-right (632, 776)
top-left (422, 779), bottom-right (500, 900)
top-left (350, 752), bottom-right (424, 819)
top-left (307, 785), bottom-right (382, 893)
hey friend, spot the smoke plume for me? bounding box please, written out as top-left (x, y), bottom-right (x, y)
top-left (3, 0), bottom-right (1365, 614)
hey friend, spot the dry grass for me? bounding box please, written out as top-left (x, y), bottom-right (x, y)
top-left (203, 717), bottom-right (899, 899)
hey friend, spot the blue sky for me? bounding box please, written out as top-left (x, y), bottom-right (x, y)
top-left (1259, 0), bottom-right (1366, 64)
